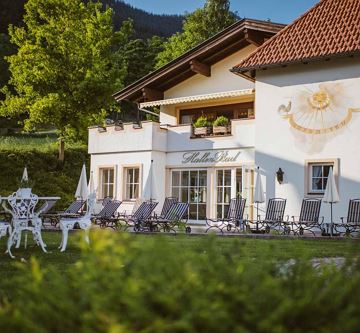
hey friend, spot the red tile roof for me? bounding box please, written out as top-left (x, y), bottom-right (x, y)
top-left (231, 0), bottom-right (360, 75)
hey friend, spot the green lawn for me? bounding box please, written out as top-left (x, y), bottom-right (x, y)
top-left (0, 230), bottom-right (359, 275)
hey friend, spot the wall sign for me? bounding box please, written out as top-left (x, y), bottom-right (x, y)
top-left (182, 151), bottom-right (241, 164)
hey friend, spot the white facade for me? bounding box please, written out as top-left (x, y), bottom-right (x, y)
top-left (255, 57), bottom-right (360, 221)
top-left (89, 39), bottom-right (360, 224)
top-left (89, 47), bottom-right (258, 221)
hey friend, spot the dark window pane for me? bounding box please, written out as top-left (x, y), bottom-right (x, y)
top-left (312, 178), bottom-right (323, 191)
top-left (236, 169), bottom-right (242, 197)
top-left (181, 188), bottom-right (189, 202)
top-left (172, 171), bottom-right (180, 187)
top-left (217, 205), bottom-right (223, 219)
top-left (190, 171), bottom-right (198, 187)
top-left (198, 204), bottom-right (206, 220)
top-left (199, 187), bottom-right (207, 203)
top-left (312, 166), bottom-right (322, 177)
top-left (224, 187), bottom-right (231, 202)
top-left (217, 170), bottom-right (223, 186)
top-left (323, 166), bottom-right (331, 177)
top-left (223, 204), bottom-right (230, 218)
top-left (181, 171), bottom-right (189, 186)
top-left (189, 204), bottom-right (197, 220)
top-left (199, 171), bottom-right (207, 187)
top-left (224, 170), bottom-right (231, 186)
top-left (217, 188), bottom-right (223, 203)
top-left (172, 187), bottom-right (180, 198)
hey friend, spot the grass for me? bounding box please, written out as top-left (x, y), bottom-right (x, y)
top-left (0, 231), bottom-right (359, 277)
top-left (0, 131), bottom-right (86, 152)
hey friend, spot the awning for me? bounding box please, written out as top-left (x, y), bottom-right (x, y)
top-left (139, 89), bottom-right (255, 108)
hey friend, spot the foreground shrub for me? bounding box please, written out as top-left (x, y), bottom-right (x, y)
top-left (0, 232), bottom-right (360, 333)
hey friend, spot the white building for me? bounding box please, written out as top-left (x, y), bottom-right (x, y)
top-left (89, 0), bottom-right (360, 223)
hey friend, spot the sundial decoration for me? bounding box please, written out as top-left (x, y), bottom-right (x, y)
top-left (278, 83), bottom-right (360, 135)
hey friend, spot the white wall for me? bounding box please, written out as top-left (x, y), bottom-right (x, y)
top-left (90, 150), bottom-right (166, 214)
top-left (88, 122), bottom-right (167, 155)
top-left (160, 45), bottom-right (257, 125)
top-left (255, 57), bottom-right (360, 221)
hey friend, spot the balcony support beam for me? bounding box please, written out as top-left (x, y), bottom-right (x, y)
top-left (190, 60), bottom-right (211, 77)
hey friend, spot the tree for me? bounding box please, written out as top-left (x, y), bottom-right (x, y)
top-left (156, 0), bottom-right (237, 68)
top-left (0, 34), bottom-right (15, 98)
top-left (123, 35), bottom-right (164, 85)
top-left (0, 0), bottom-right (130, 163)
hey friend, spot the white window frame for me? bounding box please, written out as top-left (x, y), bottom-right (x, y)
top-left (123, 166), bottom-right (141, 201)
top-left (216, 169), bottom-right (232, 219)
top-left (305, 159), bottom-right (339, 196)
top-left (170, 169), bottom-right (208, 221)
top-left (99, 167), bottom-right (115, 199)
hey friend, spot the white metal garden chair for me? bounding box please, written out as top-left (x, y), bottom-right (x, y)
top-left (3, 190), bottom-right (48, 258)
top-left (59, 192), bottom-right (96, 252)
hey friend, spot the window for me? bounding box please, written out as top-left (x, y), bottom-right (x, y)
top-left (306, 160), bottom-right (337, 194)
top-left (99, 168), bottom-right (114, 199)
top-left (179, 102), bottom-right (254, 125)
top-left (171, 170), bottom-right (207, 220)
top-left (216, 170), bottom-right (231, 219)
top-left (124, 167), bottom-right (140, 200)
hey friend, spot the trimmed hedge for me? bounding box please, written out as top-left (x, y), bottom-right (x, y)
top-left (0, 232), bottom-right (359, 333)
top-left (0, 148), bottom-right (89, 209)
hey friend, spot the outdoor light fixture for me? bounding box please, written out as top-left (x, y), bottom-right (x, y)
top-left (276, 168), bottom-right (284, 184)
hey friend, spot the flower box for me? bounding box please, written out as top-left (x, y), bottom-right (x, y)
top-left (194, 127), bottom-right (211, 136)
top-left (213, 125), bottom-right (230, 135)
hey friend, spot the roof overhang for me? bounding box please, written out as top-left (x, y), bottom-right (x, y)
top-left (139, 89), bottom-right (254, 108)
top-left (231, 51), bottom-right (360, 80)
top-left (113, 19), bottom-right (285, 103)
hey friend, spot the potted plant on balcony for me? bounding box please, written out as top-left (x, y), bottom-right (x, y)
top-left (213, 116), bottom-right (230, 135)
top-left (193, 116), bottom-right (212, 136)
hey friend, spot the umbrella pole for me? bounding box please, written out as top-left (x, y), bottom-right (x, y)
top-left (256, 202), bottom-right (259, 231)
top-left (330, 202), bottom-right (333, 237)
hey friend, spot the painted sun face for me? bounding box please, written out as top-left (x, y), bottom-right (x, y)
top-left (278, 83), bottom-right (360, 136)
top-left (308, 90), bottom-right (330, 110)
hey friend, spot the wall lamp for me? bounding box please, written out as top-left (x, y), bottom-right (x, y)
top-left (276, 168), bottom-right (284, 184)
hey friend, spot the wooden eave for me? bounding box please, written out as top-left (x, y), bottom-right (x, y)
top-left (113, 18), bottom-right (285, 103)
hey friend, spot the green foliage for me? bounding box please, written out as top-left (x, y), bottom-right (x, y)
top-left (0, 34), bottom-right (16, 98)
top-left (194, 115), bottom-right (211, 128)
top-left (0, 0), bottom-right (130, 147)
top-left (123, 35), bottom-right (165, 85)
top-left (156, 0), bottom-right (237, 68)
top-left (0, 232), bottom-right (360, 332)
top-left (213, 115), bottom-right (229, 127)
top-left (0, 142), bottom-right (88, 209)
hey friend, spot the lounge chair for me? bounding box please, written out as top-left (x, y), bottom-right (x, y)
top-left (145, 202), bottom-right (189, 233)
top-left (335, 199), bottom-right (360, 236)
top-left (204, 198), bottom-right (246, 234)
top-left (92, 200), bottom-right (122, 229)
top-left (153, 197), bottom-right (178, 219)
top-left (121, 201), bottom-right (158, 231)
top-left (249, 198), bottom-right (287, 233)
top-left (43, 200), bottom-right (85, 227)
top-left (291, 198), bottom-right (323, 236)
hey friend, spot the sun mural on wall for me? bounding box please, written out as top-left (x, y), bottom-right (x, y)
top-left (278, 82), bottom-right (360, 153)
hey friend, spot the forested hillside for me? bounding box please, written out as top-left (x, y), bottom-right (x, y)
top-left (0, 0), bottom-right (183, 39)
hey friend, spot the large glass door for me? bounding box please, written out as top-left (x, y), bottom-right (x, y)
top-left (215, 167), bottom-right (254, 220)
top-left (171, 170), bottom-right (207, 220)
top-left (216, 170), bottom-right (232, 219)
